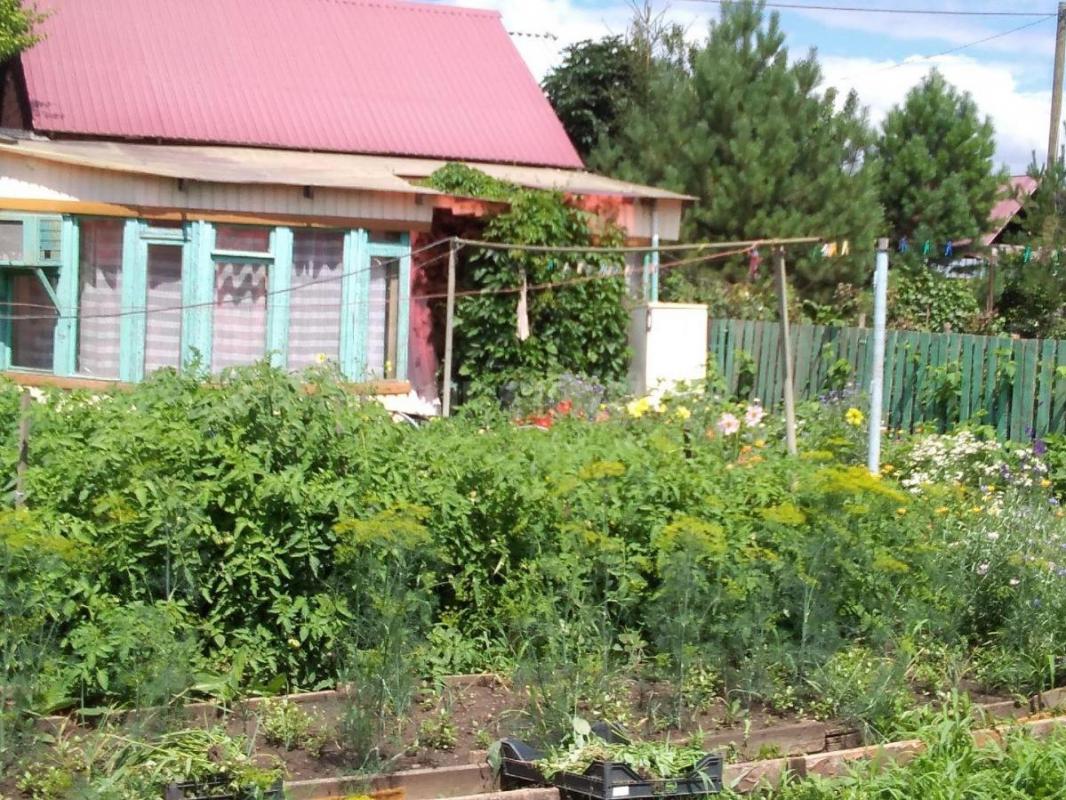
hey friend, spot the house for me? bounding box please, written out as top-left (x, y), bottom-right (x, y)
top-left (0, 0), bottom-right (688, 406)
top-left (983, 175), bottom-right (1039, 251)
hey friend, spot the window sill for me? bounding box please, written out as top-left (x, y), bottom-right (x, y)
top-left (1, 371), bottom-right (412, 396)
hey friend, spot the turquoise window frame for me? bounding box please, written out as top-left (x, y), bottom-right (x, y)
top-left (1, 216), bottom-right (413, 385)
top-left (0, 214), bottom-right (75, 374)
top-left (365, 234), bottom-right (411, 381)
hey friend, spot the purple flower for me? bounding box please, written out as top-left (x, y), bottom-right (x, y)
top-left (1051, 498), bottom-right (1061, 507)
top-left (1035, 438), bottom-right (1049, 457)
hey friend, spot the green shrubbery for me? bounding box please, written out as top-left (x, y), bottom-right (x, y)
top-left (1, 365), bottom-right (1066, 768)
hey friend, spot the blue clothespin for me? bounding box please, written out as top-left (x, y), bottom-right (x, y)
top-left (899, 237), bottom-right (909, 253)
top-left (922, 240), bottom-right (932, 257)
top-left (1024, 245), bottom-right (1033, 264)
top-left (944, 240), bottom-right (954, 258)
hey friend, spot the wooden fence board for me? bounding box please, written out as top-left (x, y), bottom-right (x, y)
top-left (1055, 342), bottom-right (1066, 434)
top-left (1037, 338), bottom-right (1056, 437)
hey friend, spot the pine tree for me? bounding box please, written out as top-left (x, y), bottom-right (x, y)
top-left (591, 0), bottom-right (883, 298)
top-left (879, 70), bottom-right (1006, 245)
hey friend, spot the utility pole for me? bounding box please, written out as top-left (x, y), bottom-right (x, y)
top-left (1048, 2), bottom-right (1066, 168)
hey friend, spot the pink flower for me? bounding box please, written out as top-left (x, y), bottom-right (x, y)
top-left (744, 404), bottom-right (766, 428)
top-left (716, 413), bottom-right (741, 436)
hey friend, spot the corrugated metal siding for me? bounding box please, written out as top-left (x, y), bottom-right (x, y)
top-left (0, 153), bottom-right (433, 226)
top-left (21, 0), bottom-right (583, 169)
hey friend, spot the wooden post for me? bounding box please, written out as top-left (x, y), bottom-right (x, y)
top-left (774, 248), bottom-right (798, 456)
top-left (15, 389), bottom-right (31, 508)
top-left (441, 239), bottom-right (457, 417)
top-left (1050, 2), bottom-right (1066, 168)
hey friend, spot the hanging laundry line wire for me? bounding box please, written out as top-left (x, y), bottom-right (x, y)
top-left (454, 236), bottom-right (822, 255)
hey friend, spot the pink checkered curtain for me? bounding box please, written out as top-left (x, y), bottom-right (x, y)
top-left (76, 219), bottom-right (123, 378)
top-left (8, 273), bottom-right (57, 370)
top-left (144, 245), bottom-right (183, 373)
top-left (288, 231), bottom-right (344, 371)
top-left (212, 261), bottom-right (268, 371)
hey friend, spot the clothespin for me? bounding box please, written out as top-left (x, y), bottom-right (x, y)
top-left (899, 237), bottom-right (909, 253)
top-left (748, 247), bottom-right (762, 280)
top-left (922, 240), bottom-right (932, 257)
top-left (823, 242), bottom-right (838, 258)
top-left (840, 240), bottom-right (850, 257)
top-left (1023, 245), bottom-right (1033, 264)
top-left (944, 240), bottom-right (954, 258)
top-left (810, 244), bottom-right (823, 261)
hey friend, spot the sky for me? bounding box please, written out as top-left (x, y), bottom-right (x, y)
top-left (427, 0), bottom-right (1060, 173)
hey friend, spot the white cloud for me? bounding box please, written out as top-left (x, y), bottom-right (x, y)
top-left (821, 54), bottom-right (1050, 172)
top-left (432, 0), bottom-right (1051, 172)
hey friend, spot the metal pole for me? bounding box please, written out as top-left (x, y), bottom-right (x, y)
top-left (774, 248), bottom-right (797, 456)
top-left (1049, 2), bottom-right (1066, 168)
top-left (650, 203), bottom-right (660, 303)
top-left (441, 238), bottom-right (457, 417)
top-left (868, 239), bottom-right (889, 476)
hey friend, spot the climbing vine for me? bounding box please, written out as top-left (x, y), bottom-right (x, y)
top-left (426, 164), bottom-right (630, 400)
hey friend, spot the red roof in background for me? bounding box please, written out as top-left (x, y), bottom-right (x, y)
top-left (20, 0), bottom-right (583, 169)
top-left (982, 175), bottom-right (1039, 246)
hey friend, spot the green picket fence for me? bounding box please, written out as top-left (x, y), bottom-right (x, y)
top-left (708, 318), bottom-right (1066, 441)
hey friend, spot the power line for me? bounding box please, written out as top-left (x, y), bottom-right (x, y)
top-left (837, 14), bottom-right (1055, 81)
top-left (676, 0), bottom-right (1053, 17)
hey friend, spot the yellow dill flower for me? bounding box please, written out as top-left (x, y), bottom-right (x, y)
top-left (845, 407), bottom-right (865, 427)
top-left (675, 406), bottom-right (692, 421)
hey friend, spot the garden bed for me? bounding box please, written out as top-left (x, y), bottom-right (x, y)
top-left (15, 678), bottom-right (1065, 800)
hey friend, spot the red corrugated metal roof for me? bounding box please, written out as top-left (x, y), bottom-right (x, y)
top-left (20, 0), bottom-right (583, 169)
top-left (982, 175), bottom-right (1039, 246)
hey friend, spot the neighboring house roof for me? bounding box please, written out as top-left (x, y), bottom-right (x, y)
top-left (19, 0), bottom-right (583, 169)
top-left (982, 174), bottom-right (1039, 247)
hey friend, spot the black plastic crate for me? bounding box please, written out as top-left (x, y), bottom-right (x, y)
top-left (498, 738), bottom-right (723, 799)
top-left (163, 776), bottom-right (283, 800)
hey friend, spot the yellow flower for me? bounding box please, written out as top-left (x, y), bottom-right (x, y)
top-left (881, 464), bottom-right (894, 475)
top-left (1042, 479), bottom-right (1052, 489)
top-left (935, 507), bottom-right (949, 515)
top-left (754, 439), bottom-right (766, 449)
top-left (971, 506), bottom-right (983, 514)
top-left (675, 406), bottom-right (692, 421)
top-left (895, 507), bottom-right (907, 517)
top-left (845, 407), bottom-right (865, 427)
top-left (626, 397), bottom-right (651, 419)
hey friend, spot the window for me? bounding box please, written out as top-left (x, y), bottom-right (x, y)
top-left (0, 220), bottom-right (23, 262)
top-left (367, 255), bottom-right (399, 379)
top-left (77, 220), bottom-right (123, 378)
top-left (288, 230), bottom-right (344, 371)
top-left (212, 260), bottom-right (268, 371)
top-left (8, 273), bottom-right (56, 370)
top-left (144, 245), bottom-right (183, 373)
